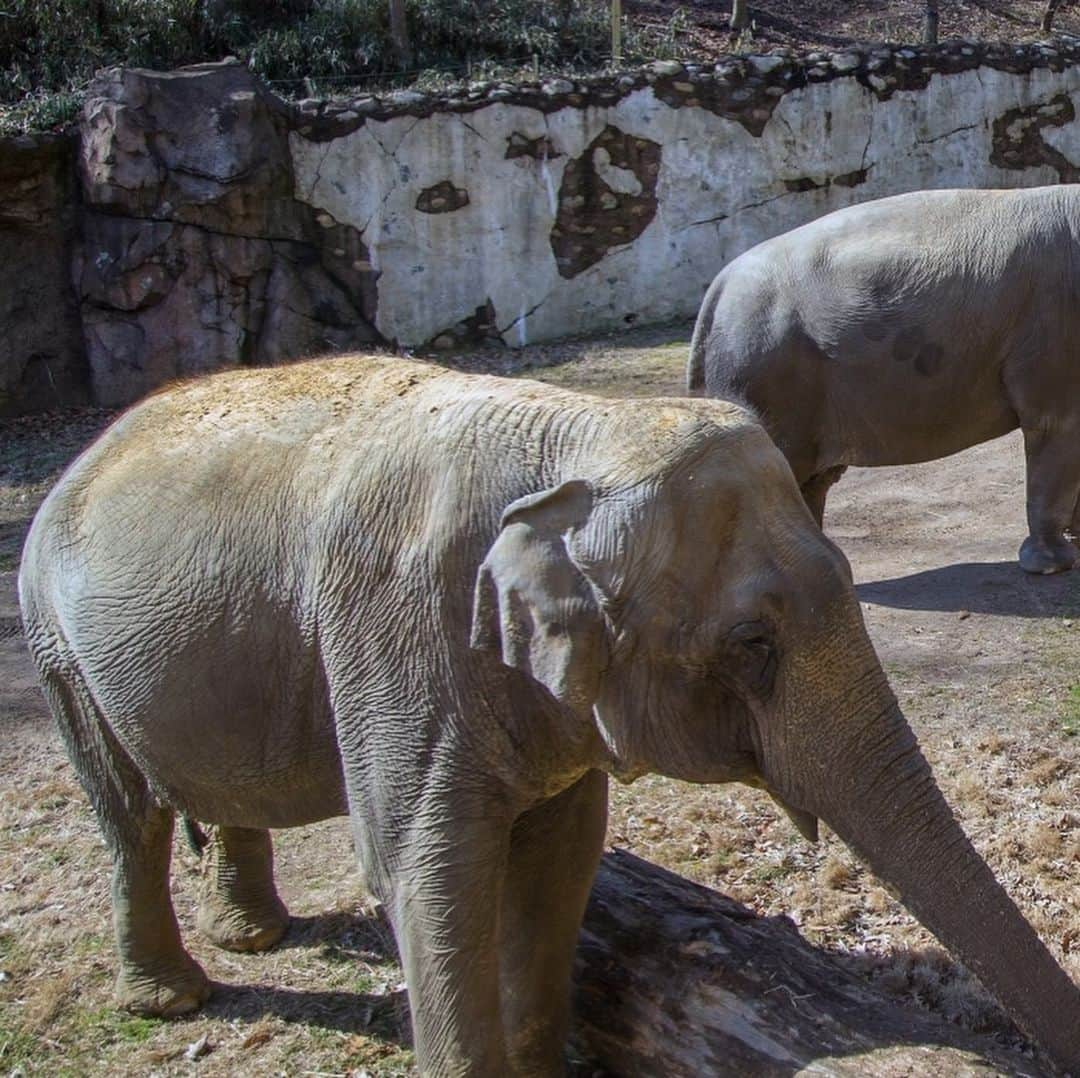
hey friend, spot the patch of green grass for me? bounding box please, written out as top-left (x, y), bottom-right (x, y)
top-left (74, 1007), bottom-right (161, 1046)
top-left (72, 932), bottom-right (110, 959)
top-left (0, 931), bottom-right (17, 963)
top-left (1061, 685), bottom-right (1080, 737)
top-left (707, 847), bottom-right (736, 873)
top-left (302, 1024), bottom-right (344, 1048)
top-left (39, 845), bottom-right (73, 868)
top-left (752, 859), bottom-right (796, 884)
top-left (0, 1021), bottom-right (39, 1070)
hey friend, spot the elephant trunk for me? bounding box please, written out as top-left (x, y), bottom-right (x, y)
top-left (814, 704), bottom-right (1080, 1069)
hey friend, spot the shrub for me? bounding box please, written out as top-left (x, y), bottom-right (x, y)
top-left (0, 0), bottom-right (692, 134)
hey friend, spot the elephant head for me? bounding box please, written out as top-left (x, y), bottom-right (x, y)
top-left (473, 399), bottom-right (1080, 1068)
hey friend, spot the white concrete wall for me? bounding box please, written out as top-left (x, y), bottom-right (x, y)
top-left (289, 60), bottom-right (1080, 349)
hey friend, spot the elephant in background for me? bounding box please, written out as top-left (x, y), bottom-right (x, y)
top-left (19, 354), bottom-right (1080, 1075)
top-left (689, 184), bottom-right (1080, 574)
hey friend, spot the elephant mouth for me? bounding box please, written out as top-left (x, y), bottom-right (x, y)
top-left (607, 756), bottom-right (648, 785)
top-left (590, 704), bottom-right (650, 784)
top-left (768, 790), bottom-right (820, 843)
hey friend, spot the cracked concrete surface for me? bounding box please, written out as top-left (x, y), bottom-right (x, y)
top-left (291, 63), bottom-right (1080, 353)
top-left (7, 53), bottom-right (1080, 410)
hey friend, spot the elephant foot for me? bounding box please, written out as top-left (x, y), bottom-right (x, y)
top-left (1019, 535), bottom-right (1079, 575)
top-left (197, 894), bottom-right (289, 953)
top-left (116, 954), bottom-right (210, 1018)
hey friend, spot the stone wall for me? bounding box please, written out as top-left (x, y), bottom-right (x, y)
top-left (5, 42), bottom-right (1080, 411)
top-left (0, 135), bottom-right (87, 413)
top-left (75, 63), bottom-right (379, 408)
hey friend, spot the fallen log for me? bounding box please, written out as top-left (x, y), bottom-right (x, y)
top-left (572, 850), bottom-right (1044, 1077)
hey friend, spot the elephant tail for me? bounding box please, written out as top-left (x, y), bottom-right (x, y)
top-left (687, 279), bottom-right (721, 393)
top-left (687, 334), bottom-right (706, 392)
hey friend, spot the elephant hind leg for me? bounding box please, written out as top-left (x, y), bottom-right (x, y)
top-left (1019, 424), bottom-right (1080, 574)
top-left (112, 807), bottom-right (210, 1016)
top-left (41, 671), bottom-right (209, 1016)
top-left (800, 466), bottom-right (848, 529)
top-left (196, 826), bottom-right (289, 952)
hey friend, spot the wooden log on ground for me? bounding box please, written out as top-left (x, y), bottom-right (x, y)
top-left (572, 850), bottom-right (1045, 1077)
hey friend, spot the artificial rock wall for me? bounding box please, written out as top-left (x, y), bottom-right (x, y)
top-left (5, 42), bottom-right (1080, 410)
top-left (0, 135), bottom-right (87, 412)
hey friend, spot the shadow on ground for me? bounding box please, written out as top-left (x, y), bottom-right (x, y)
top-left (206, 981), bottom-right (411, 1038)
top-left (858, 561), bottom-right (1080, 618)
top-left (273, 909), bottom-right (398, 959)
top-left (183, 852), bottom-right (1033, 1074)
top-left (203, 909), bottom-right (410, 1043)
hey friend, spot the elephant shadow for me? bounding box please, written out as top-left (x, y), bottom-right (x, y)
top-left (205, 980), bottom-right (410, 1038)
top-left (201, 851), bottom-right (1048, 1074)
top-left (203, 907), bottom-right (411, 1044)
top-left (857, 560), bottom-right (1080, 618)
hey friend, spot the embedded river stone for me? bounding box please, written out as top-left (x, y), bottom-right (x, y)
top-left (416, 180), bottom-right (470, 214)
top-left (550, 126), bottom-right (661, 279)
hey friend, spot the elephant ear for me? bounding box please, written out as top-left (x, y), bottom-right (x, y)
top-left (471, 480), bottom-right (607, 714)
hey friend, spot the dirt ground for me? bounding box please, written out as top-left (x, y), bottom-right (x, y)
top-left (1, 323), bottom-right (1078, 1076)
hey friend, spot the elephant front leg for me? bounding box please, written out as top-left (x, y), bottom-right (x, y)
top-left (361, 800), bottom-right (514, 1076)
top-left (196, 826), bottom-right (289, 952)
top-left (499, 770), bottom-right (608, 1076)
top-left (113, 806), bottom-right (210, 1017)
top-left (1019, 424), bottom-right (1080, 574)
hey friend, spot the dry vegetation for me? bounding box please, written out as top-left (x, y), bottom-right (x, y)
top-left (1, 323), bottom-right (1079, 1075)
top-left (9, 0), bottom-right (1080, 135)
top-left (634, 0), bottom-right (1080, 56)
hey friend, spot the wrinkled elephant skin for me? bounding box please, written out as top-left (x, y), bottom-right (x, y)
top-left (19, 355), bottom-right (1080, 1074)
top-left (690, 184), bottom-right (1080, 574)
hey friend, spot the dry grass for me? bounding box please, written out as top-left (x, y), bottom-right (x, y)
top-left (0, 740), bottom-right (414, 1076)
top-left (1, 323), bottom-right (1079, 1073)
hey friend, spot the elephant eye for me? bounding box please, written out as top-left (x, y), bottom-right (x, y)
top-left (726, 622), bottom-right (777, 697)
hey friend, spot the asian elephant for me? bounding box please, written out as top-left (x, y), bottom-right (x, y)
top-left (689, 184), bottom-right (1080, 574)
top-left (18, 354), bottom-right (1080, 1075)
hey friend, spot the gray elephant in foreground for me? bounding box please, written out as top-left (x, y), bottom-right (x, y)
top-left (689, 184), bottom-right (1080, 574)
top-left (19, 355), bottom-right (1080, 1075)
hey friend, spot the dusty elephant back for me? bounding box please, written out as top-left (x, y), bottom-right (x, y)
top-left (17, 354), bottom-right (760, 825)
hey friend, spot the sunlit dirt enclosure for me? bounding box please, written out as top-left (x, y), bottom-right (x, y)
top-left (1, 326), bottom-right (1078, 1075)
